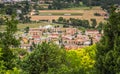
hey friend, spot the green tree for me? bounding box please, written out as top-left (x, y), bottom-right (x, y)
top-left (48, 5), bottom-right (52, 9)
top-left (21, 1), bottom-right (31, 15)
top-left (0, 48), bottom-right (21, 74)
top-left (51, 0), bottom-right (81, 9)
top-left (96, 6), bottom-right (120, 74)
top-left (0, 48), bottom-right (6, 73)
top-left (97, 22), bottom-right (104, 33)
top-left (21, 42), bottom-right (66, 74)
top-left (5, 6), bottom-right (16, 15)
top-left (24, 26), bottom-right (29, 33)
top-left (66, 45), bottom-right (96, 74)
top-left (0, 15), bottom-right (20, 70)
top-left (91, 19), bottom-right (97, 28)
top-left (5, 67), bottom-right (21, 74)
top-left (58, 17), bottom-right (64, 22)
top-left (100, 0), bottom-right (120, 11)
top-left (82, 20), bottom-right (90, 28)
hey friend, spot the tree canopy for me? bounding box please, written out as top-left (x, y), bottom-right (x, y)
top-left (96, 6), bottom-right (120, 74)
top-left (0, 15), bottom-right (20, 70)
top-left (21, 42), bottom-right (67, 74)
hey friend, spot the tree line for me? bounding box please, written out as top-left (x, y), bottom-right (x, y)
top-left (0, 1), bottom-right (31, 24)
top-left (47, 0), bottom-right (120, 10)
top-left (53, 17), bottom-right (104, 32)
top-left (48, 0), bottom-right (81, 10)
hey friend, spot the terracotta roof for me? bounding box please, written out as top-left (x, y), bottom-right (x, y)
top-left (32, 35), bottom-right (40, 38)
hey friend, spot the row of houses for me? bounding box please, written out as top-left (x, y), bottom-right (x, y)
top-left (19, 25), bottom-right (102, 50)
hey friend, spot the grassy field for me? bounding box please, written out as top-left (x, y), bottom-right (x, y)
top-left (0, 22), bottom-right (63, 31)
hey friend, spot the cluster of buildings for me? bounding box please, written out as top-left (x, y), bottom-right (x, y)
top-left (19, 25), bottom-right (102, 50)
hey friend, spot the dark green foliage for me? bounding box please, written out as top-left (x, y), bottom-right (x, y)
top-left (52, 0), bottom-right (63, 10)
top-left (0, 1), bottom-right (31, 23)
top-left (21, 1), bottom-right (31, 15)
top-left (91, 19), bottom-right (97, 28)
top-left (97, 22), bottom-right (104, 33)
top-left (50, 0), bottom-right (81, 9)
top-left (69, 18), bottom-right (90, 28)
top-left (48, 5), bottom-right (52, 9)
top-left (58, 17), bottom-right (64, 23)
top-left (17, 49), bottom-right (28, 56)
top-left (82, 0), bottom-right (120, 11)
top-left (82, 0), bottom-right (120, 7)
top-left (5, 6), bottom-right (16, 15)
top-left (21, 42), bottom-right (66, 74)
top-left (96, 6), bottom-right (120, 74)
top-left (56, 17), bottom-right (91, 29)
top-left (100, 0), bottom-right (120, 11)
top-left (24, 26), bottom-right (29, 33)
top-left (94, 13), bottom-right (101, 16)
top-left (33, 3), bottom-right (41, 10)
top-left (31, 0), bottom-right (39, 2)
top-left (20, 16), bottom-right (31, 23)
top-left (52, 19), bottom-right (56, 23)
top-left (82, 0), bottom-right (101, 6)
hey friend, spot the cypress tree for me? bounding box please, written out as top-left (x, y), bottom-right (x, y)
top-left (96, 6), bottom-right (120, 74)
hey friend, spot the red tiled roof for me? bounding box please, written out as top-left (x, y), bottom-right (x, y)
top-left (32, 35), bottom-right (40, 38)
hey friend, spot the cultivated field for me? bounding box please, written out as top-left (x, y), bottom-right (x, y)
top-left (30, 7), bottom-right (107, 24)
